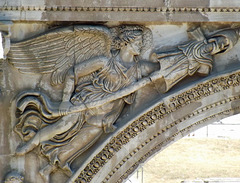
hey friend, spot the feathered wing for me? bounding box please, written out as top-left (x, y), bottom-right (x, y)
top-left (8, 25), bottom-right (112, 85)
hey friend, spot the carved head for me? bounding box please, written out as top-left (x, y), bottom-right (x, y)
top-left (119, 30), bottom-right (143, 55)
top-left (4, 171), bottom-right (24, 183)
top-left (111, 25), bottom-right (153, 57)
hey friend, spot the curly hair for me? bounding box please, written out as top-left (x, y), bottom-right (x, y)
top-left (111, 25), bottom-right (153, 58)
top-left (112, 30), bottom-right (143, 50)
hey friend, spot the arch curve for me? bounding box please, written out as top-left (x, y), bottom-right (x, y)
top-left (69, 69), bottom-right (240, 183)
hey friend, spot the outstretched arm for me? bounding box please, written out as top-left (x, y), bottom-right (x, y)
top-left (74, 56), bottom-right (109, 78)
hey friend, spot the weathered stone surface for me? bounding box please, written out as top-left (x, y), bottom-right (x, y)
top-left (1, 1), bottom-right (240, 183)
top-left (1, 1), bottom-right (240, 22)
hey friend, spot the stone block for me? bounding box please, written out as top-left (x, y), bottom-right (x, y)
top-left (45, 0), bottom-right (165, 7)
top-left (21, 0), bottom-right (45, 7)
top-left (0, 11), bottom-right (21, 21)
top-left (170, 0), bottom-right (210, 7)
top-left (0, 0), bottom-right (21, 7)
top-left (210, 0), bottom-right (240, 7)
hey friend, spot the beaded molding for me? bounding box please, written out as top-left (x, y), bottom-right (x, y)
top-left (0, 6), bottom-right (240, 13)
top-left (74, 71), bottom-right (240, 183)
top-left (113, 100), bottom-right (239, 183)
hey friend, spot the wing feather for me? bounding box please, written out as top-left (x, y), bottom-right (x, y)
top-left (8, 25), bottom-right (112, 85)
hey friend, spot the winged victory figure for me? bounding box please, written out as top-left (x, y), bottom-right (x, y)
top-left (8, 25), bottom-right (240, 182)
top-left (10, 25), bottom-right (161, 182)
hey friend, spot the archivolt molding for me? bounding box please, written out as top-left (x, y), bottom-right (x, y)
top-left (72, 70), bottom-right (240, 183)
top-left (114, 104), bottom-right (240, 183)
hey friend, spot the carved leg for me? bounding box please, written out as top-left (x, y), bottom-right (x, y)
top-left (16, 113), bottom-right (79, 155)
top-left (16, 133), bottom-right (40, 155)
top-left (57, 124), bottom-right (104, 167)
top-left (39, 164), bottom-right (56, 183)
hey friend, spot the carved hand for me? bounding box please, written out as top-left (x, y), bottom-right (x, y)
top-left (149, 52), bottom-right (158, 63)
top-left (58, 101), bottom-right (74, 116)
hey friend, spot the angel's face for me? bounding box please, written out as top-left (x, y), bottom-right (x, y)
top-left (128, 36), bottom-right (143, 56)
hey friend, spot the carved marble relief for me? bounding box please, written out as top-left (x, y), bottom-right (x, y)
top-left (2, 24), bottom-right (239, 182)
